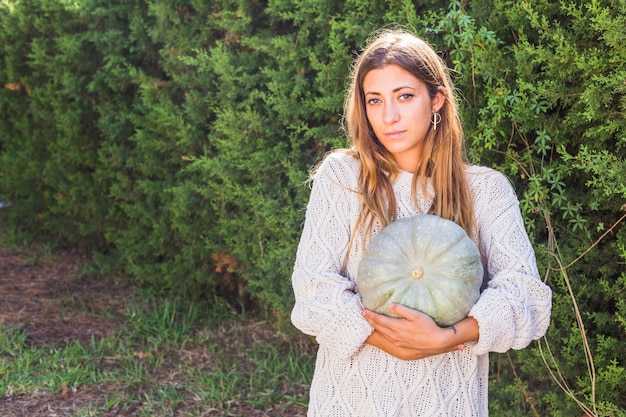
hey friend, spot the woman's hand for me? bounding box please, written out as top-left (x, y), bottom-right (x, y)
top-left (362, 303), bottom-right (479, 361)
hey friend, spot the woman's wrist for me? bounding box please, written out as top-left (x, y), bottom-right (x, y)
top-left (441, 316), bottom-right (479, 349)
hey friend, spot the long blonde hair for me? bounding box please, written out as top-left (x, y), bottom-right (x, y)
top-left (344, 28), bottom-right (475, 239)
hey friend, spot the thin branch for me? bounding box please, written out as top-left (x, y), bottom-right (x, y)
top-left (559, 212), bottom-right (626, 270)
top-left (506, 352), bottom-right (541, 417)
top-left (543, 250), bottom-right (597, 413)
top-left (537, 337), bottom-right (595, 416)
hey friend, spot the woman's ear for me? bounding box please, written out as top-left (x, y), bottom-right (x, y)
top-left (432, 87), bottom-right (447, 113)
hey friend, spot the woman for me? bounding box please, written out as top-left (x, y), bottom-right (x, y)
top-left (291, 28), bottom-right (552, 416)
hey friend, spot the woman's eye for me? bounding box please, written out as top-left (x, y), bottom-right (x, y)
top-left (367, 98), bottom-right (381, 105)
top-left (399, 93), bottom-right (414, 100)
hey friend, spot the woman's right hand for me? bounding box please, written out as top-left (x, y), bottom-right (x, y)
top-left (363, 303), bottom-right (477, 360)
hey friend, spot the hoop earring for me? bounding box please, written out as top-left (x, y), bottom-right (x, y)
top-left (431, 112), bottom-right (441, 131)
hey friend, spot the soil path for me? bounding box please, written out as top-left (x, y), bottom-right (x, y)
top-left (0, 247), bottom-right (133, 416)
top-left (0, 247), bottom-right (128, 347)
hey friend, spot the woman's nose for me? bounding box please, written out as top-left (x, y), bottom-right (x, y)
top-left (383, 101), bottom-right (400, 124)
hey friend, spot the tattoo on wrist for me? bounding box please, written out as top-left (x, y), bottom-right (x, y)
top-left (449, 325), bottom-right (457, 334)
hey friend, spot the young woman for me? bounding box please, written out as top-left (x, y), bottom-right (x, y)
top-left (291, 28), bottom-right (552, 416)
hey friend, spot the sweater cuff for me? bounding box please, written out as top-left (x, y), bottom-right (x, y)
top-left (316, 296), bottom-right (373, 361)
top-left (469, 289), bottom-right (515, 355)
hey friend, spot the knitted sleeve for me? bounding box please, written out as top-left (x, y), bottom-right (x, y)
top-left (290, 154), bottom-right (374, 360)
top-left (469, 170), bottom-right (552, 355)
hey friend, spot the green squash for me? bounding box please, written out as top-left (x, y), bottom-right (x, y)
top-left (357, 214), bottom-right (484, 327)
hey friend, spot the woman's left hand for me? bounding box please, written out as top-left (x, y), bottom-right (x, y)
top-left (363, 303), bottom-right (477, 360)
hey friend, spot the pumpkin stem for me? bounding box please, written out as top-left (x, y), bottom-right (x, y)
top-left (411, 267), bottom-right (424, 279)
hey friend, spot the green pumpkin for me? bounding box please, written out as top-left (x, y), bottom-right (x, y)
top-left (357, 214), bottom-right (484, 327)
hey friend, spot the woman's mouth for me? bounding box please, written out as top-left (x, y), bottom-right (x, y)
top-left (385, 130), bottom-right (406, 139)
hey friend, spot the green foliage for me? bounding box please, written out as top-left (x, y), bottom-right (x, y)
top-left (1, 0), bottom-right (625, 414)
top-left (429, 0), bottom-right (626, 415)
top-left (0, 0), bottom-right (105, 245)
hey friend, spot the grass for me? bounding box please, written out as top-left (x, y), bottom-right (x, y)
top-left (0, 291), bottom-right (315, 416)
top-left (0, 229), bottom-right (315, 415)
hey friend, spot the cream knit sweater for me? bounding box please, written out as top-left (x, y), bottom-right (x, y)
top-left (291, 152), bottom-right (552, 417)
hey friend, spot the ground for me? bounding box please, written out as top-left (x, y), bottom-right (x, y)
top-left (0, 247), bottom-right (129, 348)
top-left (0, 247), bottom-right (134, 416)
top-left (0, 247), bottom-right (309, 417)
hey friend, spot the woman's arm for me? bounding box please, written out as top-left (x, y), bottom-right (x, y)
top-left (291, 154), bottom-right (374, 360)
top-left (468, 170), bottom-right (552, 355)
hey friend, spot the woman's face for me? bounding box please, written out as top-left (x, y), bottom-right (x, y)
top-left (362, 64), bottom-right (445, 172)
